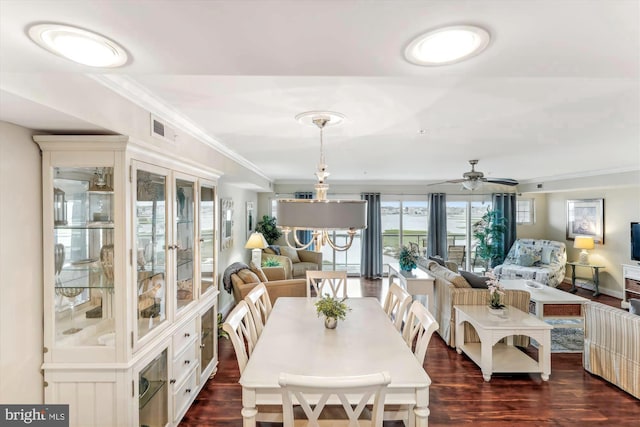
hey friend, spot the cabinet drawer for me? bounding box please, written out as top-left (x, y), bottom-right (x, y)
top-left (173, 318), bottom-right (197, 354)
top-left (172, 341), bottom-right (198, 386)
top-left (173, 370), bottom-right (198, 422)
top-left (623, 266), bottom-right (640, 281)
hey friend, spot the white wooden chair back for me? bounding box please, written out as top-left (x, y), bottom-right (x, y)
top-left (306, 270), bottom-right (348, 298)
top-left (382, 282), bottom-right (412, 331)
top-left (278, 371), bottom-right (391, 427)
top-left (244, 283), bottom-right (273, 338)
top-left (222, 300), bottom-right (257, 373)
top-left (402, 301), bottom-right (439, 365)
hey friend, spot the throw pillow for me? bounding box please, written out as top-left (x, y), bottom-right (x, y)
top-left (517, 254), bottom-right (535, 267)
top-left (540, 247), bottom-right (553, 265)
top-left (517, 245), bottom-right (542, 264)
top-left (249, 261), bottom-right (268, 282)
top-left (460, 270), bottom-right (489, 289)
top-left (430, 264), bottom-right (471, 288)
top-left (236, 269), bottom-right (260, 284)
top-left (263, 246), bottom-right (277, 255)
top-left (428, 255), bottom-right (446, 267)
top-left (629, 298), bottom-right (640, 315)
top-left (280, 246), bottom-right (301, 263)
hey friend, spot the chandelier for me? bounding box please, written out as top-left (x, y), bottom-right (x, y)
top-left (277, 111), bottom-right (368, 251)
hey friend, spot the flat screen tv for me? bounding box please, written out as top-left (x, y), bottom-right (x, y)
top-left (632, 222), bottom-right (640, 262)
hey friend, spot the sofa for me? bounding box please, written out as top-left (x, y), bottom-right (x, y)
top-left (261, 245), bottom-right (322, 279)
top-left (423, 260), bottom-right (531, 348)
top-left (493, 239), bottom-right (567, 287)
top-left (583, 301), bottom-right (640, 399)
top-left (223, 262), bottom-right (306, 304)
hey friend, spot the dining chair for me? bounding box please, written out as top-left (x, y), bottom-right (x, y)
top-left (278, 371), bottom-right (391, 427)
top-left (244, 283), bottom-right (273, 338)
top-left (222, 301), bottom-right (282, 422)
top-left (306, 270), bottom-right (348, 298)
top-left (382, 282), bottom-right (412, 331)
top-left (384, 301), bottom-right (439, 427)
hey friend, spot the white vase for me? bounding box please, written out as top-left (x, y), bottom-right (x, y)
top-left (488, 307), bottom-right (505, 316)
top-left (324, 317), bottom-right (337, 329)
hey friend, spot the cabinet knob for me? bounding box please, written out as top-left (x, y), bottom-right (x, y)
top-left (185, 388), bottom-right (191, 393)
top-left (170, 379), bottom-right (176, 384)
top-left (200, 344), bottom-right (206, 349)
top-left (184, 360), bottom-right (190, 365)
top-left (184, 332), bottom-right (190, 338)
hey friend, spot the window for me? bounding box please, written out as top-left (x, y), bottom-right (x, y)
top-left (382, 198), bottom-right (428, 266)
top-left (516, 199), bottom-right (535, 225)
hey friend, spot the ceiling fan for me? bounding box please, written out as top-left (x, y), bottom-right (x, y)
top-left (430, 160), bottom-right (519, 190)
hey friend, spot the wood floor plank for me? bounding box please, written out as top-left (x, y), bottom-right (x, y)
top-left (181, 278), bottom-right (640, 426)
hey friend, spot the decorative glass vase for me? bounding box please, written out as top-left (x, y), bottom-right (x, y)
top-left (324, 317), bottom-right (337, 329)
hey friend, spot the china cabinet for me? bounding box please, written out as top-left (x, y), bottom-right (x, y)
top-left (36, 135), bottom-right (220, 427)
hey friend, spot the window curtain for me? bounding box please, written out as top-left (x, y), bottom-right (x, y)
top-left (294, 192), bottom-right (313, 248)
top-left (492, 192), bottom-right (517, 262)
top-left (427, 193), bottom-right (447, 258)
top-left (360, 193), bottom-right (382, 279)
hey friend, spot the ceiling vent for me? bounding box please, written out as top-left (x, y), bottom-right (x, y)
top-left (150, 114), bottom-right (176, 142)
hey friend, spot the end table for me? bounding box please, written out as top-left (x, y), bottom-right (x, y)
top-left (567, 262), bottom-right (605, 296)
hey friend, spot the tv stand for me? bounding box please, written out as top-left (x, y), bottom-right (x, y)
top-left (622, 264), bottom-right (640, 309)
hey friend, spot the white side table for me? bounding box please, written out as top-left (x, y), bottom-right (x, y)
top-left (388, 262), bottom-right (435, 315)
top-left (454, 304), bottom-right (552, 382)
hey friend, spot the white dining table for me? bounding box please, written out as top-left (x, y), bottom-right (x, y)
top-left (239, 297), bottom-right (432, 426)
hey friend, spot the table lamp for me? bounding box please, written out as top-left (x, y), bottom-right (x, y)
top-left (245, 232), bottom-right (268, 267)
top-left (574, 236), bottom-right (594, 264)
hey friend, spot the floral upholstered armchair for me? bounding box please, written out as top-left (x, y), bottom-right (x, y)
top-left (492, 239), bottom-right (567, 287)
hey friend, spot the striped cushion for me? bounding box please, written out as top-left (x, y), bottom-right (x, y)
top-left (583, 302), bottom-right (640, 399)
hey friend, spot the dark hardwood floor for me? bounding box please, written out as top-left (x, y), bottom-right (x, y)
top-left (181, 279), bottom-right (640, 426)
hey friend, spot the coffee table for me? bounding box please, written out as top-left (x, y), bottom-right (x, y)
top-left (454, 305), bottom-right (552, 382)
top-left (500, 279), bottom-right (588, 328)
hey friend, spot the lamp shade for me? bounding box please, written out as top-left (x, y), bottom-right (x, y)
top-left (277, 199), bottom-right (367, 230)
top-left (245, 232), bottom-right (268, 249)
top-left (573, 236), bottom-right (595, 250)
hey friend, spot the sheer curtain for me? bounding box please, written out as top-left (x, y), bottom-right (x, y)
top-left (492, 193), bottom-right (517, 261)
top-left (360, 193), bottom-right (382, 279)
top-left (427, 193), bottom-right (447, 258)
top-left (294, 192), bottom-right (313, 248)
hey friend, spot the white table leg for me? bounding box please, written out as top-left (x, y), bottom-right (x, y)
top-left (480, 333), bottom-right (493, 382)
top-left (540, 331), bottom-right (551, 381)
top-left (455, 311), bottom-right (463, 354)
top-left (241, 388), bottom-right (257, 427)
top-left (413, 387), bottom-right (429, 427)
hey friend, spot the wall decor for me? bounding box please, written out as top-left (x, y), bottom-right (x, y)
top-left (220, 198), bottom-right (234, 250)
top-left (246, 201), bottom-right (255, 240)
top-left (566, 199), bottom-right (604, 243)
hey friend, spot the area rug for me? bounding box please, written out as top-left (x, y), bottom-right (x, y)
top-left (531, 319), bottom-right (584, 353)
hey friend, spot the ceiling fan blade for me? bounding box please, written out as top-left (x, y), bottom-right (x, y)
top-left (486, 178), bottom-right (519, 186)
top-left (426, 179), bottom-right (466, 186)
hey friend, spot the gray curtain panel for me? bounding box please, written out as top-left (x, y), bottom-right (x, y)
top-left (294, 192), bottom-right (313, 248)
top-left (427, 193), bottom-right (447, 258)
top-left (492, 192), bottom-right (517, 262)
top-left (360, 192), bottom-right (382, 279)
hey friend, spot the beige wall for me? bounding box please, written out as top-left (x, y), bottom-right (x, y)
top-left (546, 187), bottom-right (640, 298)
top-left (0, 122), bottom-right (43, 402)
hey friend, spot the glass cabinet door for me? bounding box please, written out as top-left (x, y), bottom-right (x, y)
top-left (135, 169), bottom-right (167, 340)
top-left (139, 349), bottom-right (168, 427)
top-left (175, 178), bottom-right (195, 311)
top-left (199, 184), bottom-right (216, 296)
top-left (200, 305), bottom-right (216, 375)
top-left (53, 167), bottom-right (115, 346)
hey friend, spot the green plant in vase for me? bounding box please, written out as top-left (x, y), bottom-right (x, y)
top-left (255, 215), bottom-right (282, 245)
top-left (262, 256), bottom-right (282, 267)
top-left (315, 294), bottom-right (350, 329)
top-left (398, 245), bottom-right (418, 272)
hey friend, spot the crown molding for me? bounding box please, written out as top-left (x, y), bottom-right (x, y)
top-left (90, 74), bottom-right (273, 184)
top-left (519, 166), bottom-right (640, 184)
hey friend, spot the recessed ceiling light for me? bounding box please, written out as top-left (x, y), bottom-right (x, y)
top-left (404, 25), bottom-right (490, 66)
top-left (28, 23), bottom-right (128, 67)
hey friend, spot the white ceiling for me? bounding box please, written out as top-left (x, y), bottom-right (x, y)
top-left (1, 0), bottom-right (639, 185)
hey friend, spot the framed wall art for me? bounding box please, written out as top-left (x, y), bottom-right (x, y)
top-left (220, 198), bottom-right (234, 250)
top-left (246, 201), bottom-right (255, 240)
top-left (566, 198), bottom-right (604, 243)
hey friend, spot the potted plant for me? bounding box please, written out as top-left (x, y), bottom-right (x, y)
top-left (261, 256), bottom-right (281, 267)
top-left (398, 245), bottom-right (419, 272)
top-left (472, 209), bottom-right (507, 269)
top-left (486, 270), bottom-right (506, 314)
top-left (314, 294), bottom-right (350, 329)
top-left (255, 215), bottom-right (282, 245)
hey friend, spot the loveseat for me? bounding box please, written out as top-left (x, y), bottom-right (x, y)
top-left (223, 262), bottom-right (306, 304)
top-left (583, 301), bottom-right (640, 399)
top-left (261, 245), bottom-right (322, 279)
top-left (493, 239), bottom-right (567, 287)
top-left (423, 260), bottom-right (531, 348)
